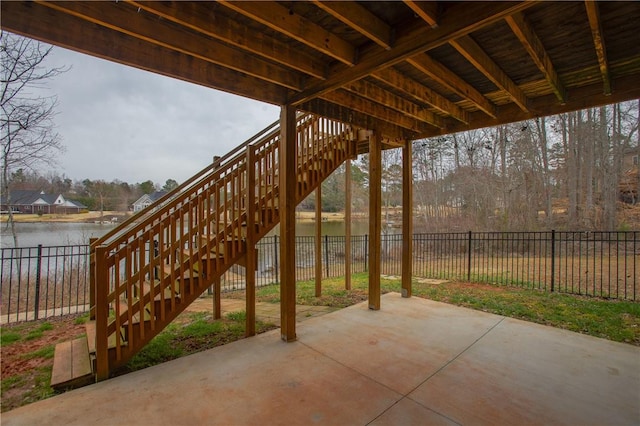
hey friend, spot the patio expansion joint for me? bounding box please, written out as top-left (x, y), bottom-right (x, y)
top-left (399, 316), bottom-right (507, 419)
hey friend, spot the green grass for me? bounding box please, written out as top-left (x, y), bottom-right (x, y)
top-left (25, 322), bottom-right (54, 341)
top-left (253, 273), bottom-right (640, 346)
top-left (122, 311), bottom-right (276, 373)
top-left (1, 331), bottom-right (21, 346)
top-left (21, 345), bottom-right (56, 360)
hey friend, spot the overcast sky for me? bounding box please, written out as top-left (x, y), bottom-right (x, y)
top-left (41, 45), bottom-right (280, 186)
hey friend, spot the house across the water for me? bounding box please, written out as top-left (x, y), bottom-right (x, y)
top-left (0, 190), bottom-right (87, 214)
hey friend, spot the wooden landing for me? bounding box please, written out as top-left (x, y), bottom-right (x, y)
top-left (51, 336), bottom-right (94, 390)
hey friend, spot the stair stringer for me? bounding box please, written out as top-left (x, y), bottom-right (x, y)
top-left (92, 114), bottom-right (357, 379)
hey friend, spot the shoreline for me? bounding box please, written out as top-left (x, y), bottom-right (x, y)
top-left (1, 210), bottom-right (374, 224)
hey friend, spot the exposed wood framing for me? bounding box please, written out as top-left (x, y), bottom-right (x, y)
top-left (584, 1), bottom-right (611, 95)
top-left (407, 54), bottom-right (497, 118)
top-left (368, 133), bottom-right (382, 311)
top-left (449, 35), bottom-right (529, 112)
top-left (279, 105), bottom-right (297, 342)
top-left (344, 159), bottom-right (352, 291)
top-left (370, 67), bottom-right (469, 124)
top-left (130, 1), bottom-right (326, 80)
top-left (404, 0), bottom-right (439, 28)
top-left (313, 1), bottom-right (393, 50)
top-left (505, 12), bottom-right (566, 104)
top-left (402, 140), bottom-right (413, 298)
top-left (219, 0), bottom-right (356, 66)
top-left (287, 1), bottom-right (536, 105)
top-left (315, 186), bottom-right (322, 297)
top-left (245, 146), bottom-right (257, 337)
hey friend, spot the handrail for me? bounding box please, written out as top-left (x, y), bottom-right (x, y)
top-left (92, 118), bottom-right (282, 248)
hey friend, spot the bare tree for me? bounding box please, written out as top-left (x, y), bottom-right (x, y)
top-left (1, 32), bottom-right (67, 246)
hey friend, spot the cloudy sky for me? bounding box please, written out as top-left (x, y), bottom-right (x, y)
top-left (41, 45), bottom-right (280, 186)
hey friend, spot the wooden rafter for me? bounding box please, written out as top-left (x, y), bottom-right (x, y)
top-left (404, 0), bottom-right (439, 28)
top-left (1, 1), bottom-right (288, 104)
top-left (343, 79), bottom-right (444, 128)
top-left (506, 12), bottom-right (565, 104)
top-left (584, 1), bottom-right (611, 95)
top-left (407, 54), bottom-right (497, 118)
top-left (218, 0), bottom-right (356, 66)
top-left (287, 1), bottom-right (536, 105)
top-left (41, 1), bottom-right (305, 91)
top-left (449, 35), bottom-right (529, 113)
top-left (312, 1), bottom-right (392, 50)
top-left (129, 1), bottom-right (326, 80)
top-left (321, 90), bottom-right (435, 134)
top-left (370, 67), bottom-right (469, 124)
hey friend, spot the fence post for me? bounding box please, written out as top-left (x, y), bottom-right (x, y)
top-left (34, 244), bottom-right (42, 320)
top-left (324, 235), bottom-right (330, 278)
top-left (364, 234), bottom-right (368, 272)
top-left (467, 231), bottom-right (472, 282)
top-left (550, 229), bottom-right (556, 292)
top-left (273, 235), bottom-right (279, 280)
top-left (89, 238), bottom-right (98, 320)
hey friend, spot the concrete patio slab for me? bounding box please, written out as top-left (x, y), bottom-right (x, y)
top-left (3, 293), bottom-right (639, 426)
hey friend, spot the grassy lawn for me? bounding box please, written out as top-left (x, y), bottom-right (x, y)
top-left (2, 274), bottom-right (638, 412)
top-left (252, 272), bottom-right (640, 346)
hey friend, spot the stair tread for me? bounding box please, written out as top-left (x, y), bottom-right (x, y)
top-left (51, 337), bottom-right (93, 390)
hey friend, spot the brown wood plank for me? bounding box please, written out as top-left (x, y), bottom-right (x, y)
top-left (404, 0), bottom-right (439, 28)
top-left (131, 1), bottom-right (326, 80)
top-left (315, 186), bottom-right (322, 297)
top-left (220, 0), bottom-right (356, 66)
top-left (402, 140), bottom-right (413, 298)
top-left (344, 159), bottom-right (352, 291)
top-left (505, 12), bottom-right (566, 103)
top-left (51, 337), bottom-right (93, 390)
top-left (279, 105), bottom-right (297, 342)
top-left (368, 133), bottom-right (382, 311)
top-left (313, 1), bottom-right (392, 49)
top-left (245, 146), bottom-right (257, 337)
top-left (585, 1), bottom-right (611, 95)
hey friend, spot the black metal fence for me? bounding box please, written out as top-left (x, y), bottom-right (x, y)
top-left (2, 231), bottom-right (638, 323)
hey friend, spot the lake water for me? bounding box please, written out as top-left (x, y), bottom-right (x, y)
top-left (0, 220), bottom-right (370, 248)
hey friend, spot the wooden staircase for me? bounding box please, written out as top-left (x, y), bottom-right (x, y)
top-left (51, 113), bottom-right (357, 389)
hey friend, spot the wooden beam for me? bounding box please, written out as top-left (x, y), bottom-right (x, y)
top-left (370, 67), bottom-right (469, 124)
top-left (402, 141), bottom-right (413, 298)
top-left (449, 35), bottom-right (529, 112)
top-left (42, 1), bottom-right (305, 91)
top-left (321, 89), bottom-right (435, 134)
top-left (368, 132), bottom-right (382, 310)
top-left (279, 105), bottom-right (297, 342)
top-left (407, 54), bottom-right (497, 118)
top-left (130, 1), bottom-right (326, 80)
top-left (299, 98), bottom-right (418, 141)
top-left (344, 159), bottom-right (352, 291)
top-left (404, 0), bottom-right (439, 28)
top-left (313, 1), bottom-right (393, 49)
top-left (585, 1), bottom-right (611, 95)
top-left (245, 146), bottom-right (257, 337)
top-left (343, 80), bottom-right (445, 128)
top-left (315, 186), bottom-right (322, 298)
top-left (417, 73), bottom-right (640, 139)
top-left (505, 12), bottom-right (566, 103)
top-left (288, 1), bottom-right (535, 105)
top-left (1, 1), bottom-right (287, 105)
top-left (219, 0), bottom-right (356, 66)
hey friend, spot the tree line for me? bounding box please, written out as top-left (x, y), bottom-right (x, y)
top-left (305, 101), bottom-right (639, 232)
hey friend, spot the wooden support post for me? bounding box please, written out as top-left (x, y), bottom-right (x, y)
top-left (402, 141), bottom-right (413, 298)
top-left (89, 237), bottom-right (98, 320)
top-left (315, 186), bottom-right (322, 297)
top-left (368, 132), bottom-right (382, 310)
top-left (95, 245), bottom-right (109, 381)
top-left (345, 159), bottom-right (352, 290)
top-left (213, 276), bottom-right (221, 320)
top-left (279, 104), bottom-right (297, 341)
top-left (246, 146), bottom-right (257, 336)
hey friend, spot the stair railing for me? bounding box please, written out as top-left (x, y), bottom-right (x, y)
top-left (93, 113), bottom-right (355, 380)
